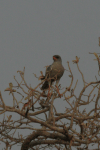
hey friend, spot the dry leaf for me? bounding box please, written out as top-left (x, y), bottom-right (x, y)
top-left (72, 56), bottom-right (80, 64)
top-left (99, 37), bottom-right (100, 46)
top-left (24, 95), bottom-right (31, 100)
top-left (7, 115), bottom-right (12, 122)
top-left (9, 83), bottom-right (13, 89)
top-left (69, 75), bottom-right (72, 78)
top-left (40, 71), bottom-right (43, 76)
top-left (94, 53), bottom-right (99, 61)
top-left (5, 88), bottom-right (16, 92)
top-left (38, 75), bottom-right (45, 80)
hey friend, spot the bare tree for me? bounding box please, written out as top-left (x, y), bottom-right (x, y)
top-left (0, 54), bottom-right (100, 150)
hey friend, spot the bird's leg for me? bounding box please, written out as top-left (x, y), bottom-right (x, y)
top-left (47, 80), bottom-right (53, 97)
top-left (55, 80), bottom-right (62, 98)
top-left (56, 85), bottom-right (62, 98)
top-left (47, 85), bottom-right (51, 97)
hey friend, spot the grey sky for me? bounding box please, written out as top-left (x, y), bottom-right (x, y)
top-left (0, 1), bottom-right (100, 149)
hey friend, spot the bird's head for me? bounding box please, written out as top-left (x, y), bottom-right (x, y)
top-left (53, 55), bottom-right (62, 62)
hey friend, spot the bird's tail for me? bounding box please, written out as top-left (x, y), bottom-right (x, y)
top-left (41, 81), bottom-right (49, 90)
top-left (41, 79), bottom-right (54, 90)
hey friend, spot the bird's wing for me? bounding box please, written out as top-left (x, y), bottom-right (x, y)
top-left (41, 65), bottom-right (53, 90)
top-left (45, 65), bottom-right (52, 78)
top-left (46, 65), bottom-right (52, 72)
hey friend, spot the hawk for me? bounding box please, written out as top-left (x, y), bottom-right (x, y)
top-left (41, 55), bottom-right (64, 97)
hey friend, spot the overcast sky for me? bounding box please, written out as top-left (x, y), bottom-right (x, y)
top-left (0, 1), bottom-right (100, 149)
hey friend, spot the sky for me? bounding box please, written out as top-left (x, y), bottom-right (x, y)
top-left (0, 1), bottom-right (100, 149)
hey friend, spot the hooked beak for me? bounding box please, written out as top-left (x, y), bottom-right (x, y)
top-left (53, 56), bottom-right (57, 60)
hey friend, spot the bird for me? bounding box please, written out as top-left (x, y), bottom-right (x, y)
top-left (41, 55), bottom-right (64, 97)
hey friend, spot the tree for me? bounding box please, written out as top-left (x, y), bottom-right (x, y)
top-left (0, 54), bottom-right (100, 150)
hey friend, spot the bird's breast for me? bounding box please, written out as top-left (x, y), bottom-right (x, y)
top-left (49, 63), bottom-right (64, 79)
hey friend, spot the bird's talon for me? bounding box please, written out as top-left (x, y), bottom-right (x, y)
top-left (47, 92), bottom-right (51, 97)
top-left (58, 93), bottom-right (63, 98)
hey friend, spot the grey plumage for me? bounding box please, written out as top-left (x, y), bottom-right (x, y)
top-left (41, 55), bottom-right (64, 90)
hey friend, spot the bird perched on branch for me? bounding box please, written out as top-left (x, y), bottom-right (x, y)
top-left (41, 55), bottom-right (64, 97)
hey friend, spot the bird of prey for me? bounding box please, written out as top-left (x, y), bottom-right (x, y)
top-left (41, 55), bottom-right (64, 97)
